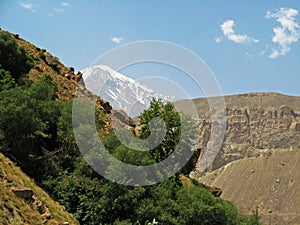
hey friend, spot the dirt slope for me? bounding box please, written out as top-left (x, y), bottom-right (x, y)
top-left (197, 149), bottom-right (300, 225)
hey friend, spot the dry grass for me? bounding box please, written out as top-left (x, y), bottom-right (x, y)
top-left (0, 153), bottom-right (79, 225)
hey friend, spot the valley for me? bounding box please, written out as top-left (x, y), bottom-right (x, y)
top-left (0, 28), bottom-right (299, 225)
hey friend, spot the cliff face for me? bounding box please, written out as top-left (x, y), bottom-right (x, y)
top-left (184, 92), bottom-right (300, 172)
top-left (184, 92), bottom-right (300, 225)
top-left (215, 103), bottom-right (299, 170)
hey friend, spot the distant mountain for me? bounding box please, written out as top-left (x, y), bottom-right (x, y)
top-left (81, 65), bottom-right (175, 117)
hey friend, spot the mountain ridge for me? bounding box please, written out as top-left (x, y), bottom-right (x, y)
top-left (81, 64), bottom-right (175, 117)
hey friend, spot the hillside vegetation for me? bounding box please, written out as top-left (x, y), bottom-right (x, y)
top-left (0, 30), bottom-right (261, 224)
top-left (0, 152), bottom-right (79, 224)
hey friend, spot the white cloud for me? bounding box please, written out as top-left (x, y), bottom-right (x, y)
top-left (54, 8), bottom-right (64, 13)
top-left (111, 36), bottom-right (124, 44)
top-left (51, 2), bottom-right (71, 15)
top-left (220, 20), bottom-right (259, 44)
top-left (19, 2), bottom-right (35, 12)
top-left (266, 8), bottom-right (300, 58)
top-left (214, 37), bottom-right (222, 43)
top-left (61, 2), bottom-right (71, 7)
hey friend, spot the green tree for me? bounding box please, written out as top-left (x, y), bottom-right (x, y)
top-left (0, 67), bottom-right (15, 90)
top-left (139, 99), bottom-right (197, 162)
top-left (0, 76), bottom-right (59, 165)
top-left (0, 32), bottom-right (34, 80)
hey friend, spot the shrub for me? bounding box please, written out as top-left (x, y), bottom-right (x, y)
top-left (0, 32), bottom-right (34, 79)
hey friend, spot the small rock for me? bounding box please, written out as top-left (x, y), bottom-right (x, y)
top-left (275, 179), bottom-right (280, 183)
top-left (63, 222), bottom-right (69, 225)
top-left (268, 209), bottom-right (272, 213)
top-left (32, 200), bottom-right (46, 214)
top-left (280, 161), bottom-right (286, 166)
top-left (102, 101), bottom-right (112, 114)
top-left (204, 184), bottom-right (222, 197)
top-left (42, 208), bottom-right (51, 220)
top-left (11, 187), bottom-right (34, 200)
top-left (250, 169), bottom-right (255, 173)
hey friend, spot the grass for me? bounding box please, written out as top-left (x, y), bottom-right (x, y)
top-left (0, 153), bottom-right (79, 225)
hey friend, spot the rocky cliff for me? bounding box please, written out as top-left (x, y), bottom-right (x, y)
top-left (178, 92), bottom-right (300, 173)
top-left (181, 92), bottom-right (300, 224)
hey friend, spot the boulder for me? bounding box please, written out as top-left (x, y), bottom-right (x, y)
top-left (11, 187), bottom-right (34, 200)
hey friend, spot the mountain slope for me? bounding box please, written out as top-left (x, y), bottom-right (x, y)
top-left (198, 149), bottom-right (300, 225)
top-left (175, 92), bottom-right (300, 173)
top-left (81, 65), bottom-right (174, 117)
top-left (0, 152), bottom-right (79, 225)
top-left (178, 92), bottom-right (300, 224)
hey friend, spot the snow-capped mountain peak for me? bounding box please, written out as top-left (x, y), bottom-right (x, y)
top-left (81, 65), bottom-right (174, 117)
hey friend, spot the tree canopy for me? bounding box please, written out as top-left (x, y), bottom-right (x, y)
top-left (0, 32), bottom-right (33, 80)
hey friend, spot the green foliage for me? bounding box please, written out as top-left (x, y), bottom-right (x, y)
top-left (139, 99), bottom-right (180, 161)
top-left (138, 98), bottom-right (199, 175)
top-left (0, 67), bottom-right (15, 90)
top-left (0, 76), bottom-right (262, 225)
top-left (103, 130), bottom-right (155, 166)
top-left (42, 100), bottom-right (260, 224)
top-left (139, 98), bottom-right (197, 163)
top-left (0, 32), bottom-right (34, 80)
top-left (0, 76), bottom-right (60, 178)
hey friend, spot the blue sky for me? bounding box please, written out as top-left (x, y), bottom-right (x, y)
top-left (0, 0), bottom-right (299, 98)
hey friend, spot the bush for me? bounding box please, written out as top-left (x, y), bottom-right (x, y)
top-left (0, 32), bottom-right (34, 80)
top-left (0, 67), bottom-right (15, 91)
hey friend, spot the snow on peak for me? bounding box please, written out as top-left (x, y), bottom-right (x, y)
top-left (80, 65), bottom-right (174, 117)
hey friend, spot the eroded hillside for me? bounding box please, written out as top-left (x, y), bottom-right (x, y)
top-left (180, 93), bottom-right (300, 224)
top-left (198, 149), bottom-right (300, 225)
top-left (177, 92), bottom-right (300, 173)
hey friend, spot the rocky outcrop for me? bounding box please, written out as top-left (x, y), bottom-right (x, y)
top-left (180, 93), bottom-right (300, 173)
top-left (184, 92), bottom-right (300, 225)
top-left (11, 187), bottom-right (34, 200)
top-left (214, 105), bottom-right (300, 167)
top-left (110, 109), bottom-right (136, 129)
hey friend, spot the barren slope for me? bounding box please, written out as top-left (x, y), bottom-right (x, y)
top-left (197, 149), bottom-right (300, 225)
